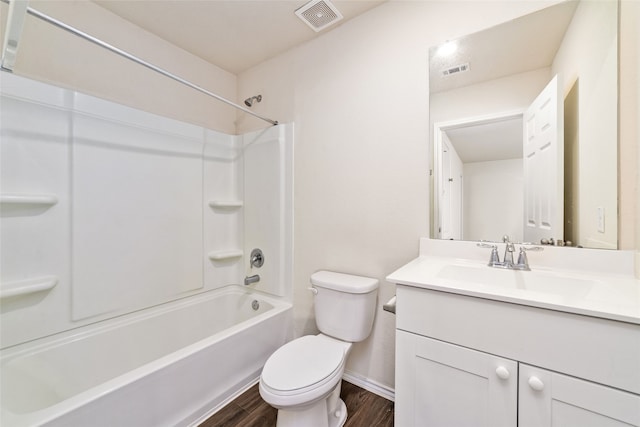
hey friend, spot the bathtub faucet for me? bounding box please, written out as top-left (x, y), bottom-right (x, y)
top-left (244, 274), bottom-right (260, 286)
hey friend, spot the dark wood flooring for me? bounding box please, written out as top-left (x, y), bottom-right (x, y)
top-left (199, 380), bottom-right (394, 427)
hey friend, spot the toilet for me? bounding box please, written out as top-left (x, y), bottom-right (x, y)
top-left (259, 270), bottom-right (379, 427)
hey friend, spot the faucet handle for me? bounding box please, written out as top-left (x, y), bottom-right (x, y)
top-left (520, 245), bottom-right (544, 252)
top-left (477, 242), bottom-right (497, 249)
top-left (515, 245), bottom-right (544, 270)
top-left (477, 242), bottom-right (500, 266)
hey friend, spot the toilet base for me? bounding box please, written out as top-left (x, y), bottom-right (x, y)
top-left (274, 382), bottom-right (348, 427)
top-left (275, 398), bottom-right (347, 427)
top-left (332, 399), bottom-right (348, 427)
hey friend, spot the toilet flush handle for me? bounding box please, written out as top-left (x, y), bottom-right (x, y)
top-left (308, 287), bottom-right (318, 295)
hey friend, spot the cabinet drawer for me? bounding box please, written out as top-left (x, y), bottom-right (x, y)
top-left (396, 285), bottom-right (640, 394)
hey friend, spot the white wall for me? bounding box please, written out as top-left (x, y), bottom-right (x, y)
top-left (237, 0), bottom-right (562, 391)
top-left (430, 68), bottom-right (551, 126)
top-left (552, 0), bottom-right (618, 249)
top-left (463, 159), bottom-right (524, 242)
top-left (621, 0), bottom-right (640, 274)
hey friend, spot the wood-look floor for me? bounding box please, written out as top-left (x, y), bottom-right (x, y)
top-left (199, 380), bottom-right (394, 427)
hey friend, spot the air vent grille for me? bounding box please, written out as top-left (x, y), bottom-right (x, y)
top-left (442, 63), bottom-right (470, 77)
top-left (295, 0), bottom-right (344, 32)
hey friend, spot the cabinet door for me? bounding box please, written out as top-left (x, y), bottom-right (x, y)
top-left (519, 364), bottom-right (640, 427)
top-left (396, 330), bottom-right (517, 427)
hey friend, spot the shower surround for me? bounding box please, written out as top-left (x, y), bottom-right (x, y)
top-left (0, 73), bottom-right (293, 425)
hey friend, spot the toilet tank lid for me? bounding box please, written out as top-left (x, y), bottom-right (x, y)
top-left (310, 271), bottom-right (379, 293)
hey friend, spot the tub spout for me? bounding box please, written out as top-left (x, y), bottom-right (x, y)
top-left (244, 274), bottom-right (260, 286)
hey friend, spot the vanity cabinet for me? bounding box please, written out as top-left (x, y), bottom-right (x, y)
top-left (519, 363), bottom-right (640, 427)
top-left (396, 331), bottom-right (517, 427)
top-left (395, 285), bottom-right (640, 427)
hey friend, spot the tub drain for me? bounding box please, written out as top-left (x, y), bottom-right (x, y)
top-left (252, 300), bottom-right (260, 311)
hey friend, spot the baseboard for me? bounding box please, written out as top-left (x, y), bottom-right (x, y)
top-left (342, 370), bottom-right (395, 402)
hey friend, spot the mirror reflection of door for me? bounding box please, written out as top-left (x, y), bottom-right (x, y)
top-left (523, 74), bottom-right (564, 244)
top-left (440, 137), bottom-right (463, 240)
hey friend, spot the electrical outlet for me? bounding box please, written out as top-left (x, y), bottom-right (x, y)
top-left (597, 207), bottom-right (605, 233)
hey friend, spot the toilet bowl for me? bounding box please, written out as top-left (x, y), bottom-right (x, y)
top-left (259, 271), bottom-right (378, 427)
top-left (260, 335), bottom-right (352, 426)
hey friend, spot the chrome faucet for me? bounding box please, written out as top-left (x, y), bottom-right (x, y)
top-left (502, 235), bottom-right (515, 267)
top-left (477, 242), bottom-right (501, 267)
top-left (477, 236), bottom-right (544, 271)
top-left (514, 245), bottom-right (544, 271)
top-left (244, 274), bottom-right (260, 286)
top-left (250, 248), bottom-right (264, 268)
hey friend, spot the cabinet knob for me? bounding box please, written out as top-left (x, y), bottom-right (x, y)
top-left (495, 366), bottom-right (510, 380)
top-left (528, 376), bottom-right (545, 391)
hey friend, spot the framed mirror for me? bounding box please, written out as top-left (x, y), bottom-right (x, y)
top-left (429, 0), bottom-right (618, 249)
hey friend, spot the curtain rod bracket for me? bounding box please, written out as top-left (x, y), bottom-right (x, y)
top-left (1, 0), bottom-right (29, 72)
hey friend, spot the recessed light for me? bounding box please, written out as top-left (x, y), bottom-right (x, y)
top-left (437, 40), bottom-right (458, 57)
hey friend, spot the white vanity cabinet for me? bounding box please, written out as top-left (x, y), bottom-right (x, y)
top-left (519, 364), bottom-right (640, 427)
top-left (396, 330), bottom-right (517, 427)
top-left (394, 285), bottom-right (640, 427)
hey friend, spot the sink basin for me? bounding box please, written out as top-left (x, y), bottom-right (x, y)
top-left (436, 264), bottom-right (594, 299)
top-left (386, 239), bottom-right (640, 325)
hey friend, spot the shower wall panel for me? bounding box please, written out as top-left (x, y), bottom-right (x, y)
top-left (0, 74), bottom-right (244, 348)
top-left (0, 77), bottom-right (73, 347)
top-left (242, 125), bottom-right (293, 298)
top-left (71, 94), bottom-right (205, 320)
top-left (204, 130), bottom-right (244, 289)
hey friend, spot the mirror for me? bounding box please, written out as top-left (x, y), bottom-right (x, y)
top-left (429, 0), bottom-right (618, 249)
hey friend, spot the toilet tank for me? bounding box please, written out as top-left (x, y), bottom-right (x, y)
top-left (310, 271), bottom-right (379, 343)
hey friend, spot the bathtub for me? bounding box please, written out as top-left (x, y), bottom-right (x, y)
top-left (0, 285), bottom-right (292, 427)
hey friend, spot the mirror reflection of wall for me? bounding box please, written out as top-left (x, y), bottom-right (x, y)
top-left (429, 0), bottom-right (618, 249)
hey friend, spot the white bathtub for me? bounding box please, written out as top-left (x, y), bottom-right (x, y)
top-left (0, 285), bottom-right (292, 427)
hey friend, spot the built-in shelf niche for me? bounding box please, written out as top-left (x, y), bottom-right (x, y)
top-left (208, 200), bottom-right (243, 209)
top-left (1, 194), bottom-right (60, 300)
top-left (0, 276), bottom-right (58, 299)
top-left (208, 250), bottom-right (244, 261)
top-left (0, 193), bottom-right (59, 206)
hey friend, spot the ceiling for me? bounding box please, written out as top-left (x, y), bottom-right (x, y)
top-left (429, 0), bottom-right (578, 94)
top-left (93, 0), bottom-right (385, 75)
top-left (445, 117), bottom-right (523, 164)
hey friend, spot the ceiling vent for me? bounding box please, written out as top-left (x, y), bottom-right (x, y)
top-left (295, 0), bottom-right (344, 32)
top-left (442, 63), bottom-right (470, 77)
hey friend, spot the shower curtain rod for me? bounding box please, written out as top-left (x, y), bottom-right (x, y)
top-left (0, 0), bottom-right (279, 126)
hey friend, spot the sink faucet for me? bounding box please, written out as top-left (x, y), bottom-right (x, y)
top-left (476, 242), bottom-right (501, 267)
top-left (477, 236), bottom-right (544, 271)
top-left (514, 245), bottom-right (544, 271)
top-left (503, 235), bottom-right (515, 267)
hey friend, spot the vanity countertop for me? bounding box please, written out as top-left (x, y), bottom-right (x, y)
top-left (387, 239), bottom-right (640, 325)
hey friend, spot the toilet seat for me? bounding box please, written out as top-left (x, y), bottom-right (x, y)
top-left (260, 335), bottom-right (349, 408)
